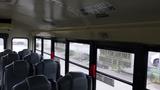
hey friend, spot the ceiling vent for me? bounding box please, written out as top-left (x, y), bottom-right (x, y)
top-left (80, 1), bottom-right (115, 18)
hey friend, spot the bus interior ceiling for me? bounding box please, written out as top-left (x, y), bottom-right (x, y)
top-left (0, 0), bottom-right (160, 45)
top-left (1, 1), bottom-right (160, 90)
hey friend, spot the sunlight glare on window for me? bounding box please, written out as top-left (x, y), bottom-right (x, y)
top-left (12, 38), bottom-right (28, 52)
top-left (0, 38), bottom-right (4, 52)
top-left (36, 38), bottom-right (42, 50)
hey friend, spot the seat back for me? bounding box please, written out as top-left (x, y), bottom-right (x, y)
top-left (18, 49), bottom-right (31, 60)
top-left (12, 75), bottom-right (52, 90)
top-left (0, 54), bottom-right (8, 84)
top-left (2, 52), bottom-right (19, 68)
top-left (0, 49), bottom-right (12, 82)
top-left (3, 61), bottom-right (33, 90)
top-left (0, 49), bottom-right (12, 59)
top-left (58, 72), bottom-right (92, 90)
top-left (3, 49), bottom-right (12, 55)
top-left (24, 52), bottom-right (41, 65)
top-left (36, 59), bottom-right (60, 81)
top-left (0, 52), bottom-right (3, 59)
top-left (0, 52), bottom-right (19, 83)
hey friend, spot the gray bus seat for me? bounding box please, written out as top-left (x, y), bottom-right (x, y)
top-left (23, 52), bottom-right (41, 65)
top-left (18, 49), bottom-right (32, 60)
top-left (36, 59), bottom-right (60, 81)
top-left (58, 72), bottom-right (92, 90)
top-left (3, 61), bottom-right (33, 90)
top-left (12, 75), bottom-right (52, 90)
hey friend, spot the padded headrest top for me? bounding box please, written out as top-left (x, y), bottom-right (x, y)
top-left (3, 49), bottom-right (12, 55)
top-left (8, 52), bottom-right (19, 60)
top-left (58, 72), bottom-right (88, 90)
top-left (30, 53), bottom-right (40, 60)
top-left (19, 49), bottom-right (31, 58)
top-left (39, 60), bottom-right (58, 80)
top-left (22, 49), bottom-right (31, 53)
top-left (26, 75), bottom-right (51, 90)
top-left (2, 52), bottom-right (19, 67)
top-left (58, 74), bottom-right (72, 90)
top-left (1, 54), bottom-right (8, 60)
top-left (68, 72), bottom-right (87, 78)
top-left (68, 72), bottom-right (88, 90)
top-left (24, 52), bottom-right (40, 65)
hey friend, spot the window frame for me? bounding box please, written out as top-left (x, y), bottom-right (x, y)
top-left (35, 37), bottom-right (42, 51)
top-left (68, 41), bottom-right (91, 72)
top-left (35, 37), bottom-right (52, 59)
top-left (54, 41), bottom-right (66, 60)
top-left (96, 48), bottom-right (134, 85)
top-left (69, 40), bottom-right (91, 63)
top-left (43, 38), bottom-right (52, 59)
top-left (0, 38), bottom-right (4, 51)
top-left (57, 39), bottom-right (148, 90)
top-left (43, 38), bottom-right (51, 53)
top-left (34, 37), bottom-right (151, 90)
top-left (0, 33), bottom-right (9, 50)
top-left (145, 44), bottom-right (160, 90)
top-left (11, 37), bottom-right (29, 51)
top-left (53, 38), bottom-right (67, 74)
top-left (95, 41), bottom-right (148, 90)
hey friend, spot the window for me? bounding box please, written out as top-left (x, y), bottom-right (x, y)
top-left (55, 43), bottom-right (66, 59)
top-left (147, 51), bottom-right (160, 90)
top-left (36, 38), bottom-right (42, 54)
top-left (43, 39), bottom-right (51, 59)
top-left (36, 50), bottom-right (41, 55)
top-left (12, 38), bottom-right (28, 52)
top-left (69, 43), bottom-right (90, 74)
top-left (0, 38), bottom-right (4, 52)
top-left (55, 42), bottom-right (66, 76)
top-left (69, 63), bottom-right (89, 74)
top-left (96, 49), bottom-right (134, 90)
top-left (36, 38), bottom-right (42, 50)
